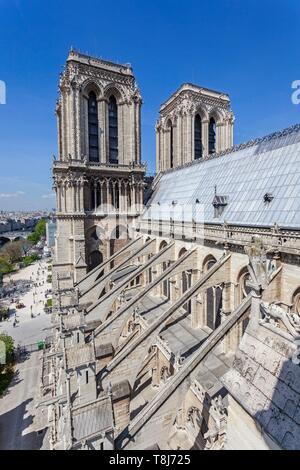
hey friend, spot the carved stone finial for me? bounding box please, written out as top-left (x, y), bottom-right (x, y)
top-left (244, 236), bottom-right (268, 291)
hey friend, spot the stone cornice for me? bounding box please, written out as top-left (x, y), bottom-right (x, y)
top-left (160, 86), bottom-right (231, 117)
top-left (67, 49), bottom-right (134, 76)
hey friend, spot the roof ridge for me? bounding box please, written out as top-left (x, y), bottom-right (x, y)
top-left (162, 122), bottom-right (300, 176)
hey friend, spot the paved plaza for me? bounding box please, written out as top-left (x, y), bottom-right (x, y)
top-left (0, 259), bottom-right (52, 346)
top-left (0, 258), bottom-right (52, 449)
top-left (0, 351), bottom-right (44, 450)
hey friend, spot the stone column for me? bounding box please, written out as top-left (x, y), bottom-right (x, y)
top-left (82, 96), bottom-right (89, 158)
top-left (98, 99), bottom-right (107, 164)
top-left (118, 180), bottom-right (122, 212)
top-left (112, 181), bottom-right (116, 209)
top-left (57, 184), bottom-right (62, 213)
top-left (106, 179), bottom-right (110, 207)
top-left (186, 112), bottom-right (191, 163)
top-left (177, 114), bottom-right (182, 166)
top-left (73, 183), bottom-right (77, 213)
top-left (76, 179), bottom-right (84, 213)
top-left (202, 119), bottom-right (209, 158)
top-left (118, 103), bottom-right (124, 164)
top-left (56, 106), bottom-right (62, 160)
top-left (136, 100), bottom-right (142, 164)
top-left (74, 84), bottom-right (81, 159)
top-left (222, 282), bottom-right (231, 315)
top-left (182, 112), bottom-right (188, 164)
top-left (100, 180), bottom-right (104, 210)
top-left (130, 183), bottom-right (135, 211)
top-left (156, 125), bottom-right (160, 172)
top-left (94, 181), bottom-right (97, 211)
top-left (188, 111), bottom-right (193, 162)
top-left (191, 292), bottom-right (204, 329)
top-left (64, 183), bottom-right (67, 213)
top-left (216, 123), bottom-right (223, 153)
top-left (61, 89), bottom-right (68, 160)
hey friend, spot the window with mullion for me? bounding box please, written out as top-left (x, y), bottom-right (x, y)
top-left (88, 92), bottom-right (99, 162)
top-left (194, 114), bottom-right (202, 159)
top-left (209, 117), bottom-right (216, 154)
top-left (108, 96), bottom-right (118, 164)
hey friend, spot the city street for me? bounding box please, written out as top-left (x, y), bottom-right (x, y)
top-left (0, 259), bottom-right (52, 346)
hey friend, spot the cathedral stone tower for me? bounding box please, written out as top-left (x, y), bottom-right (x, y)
top-left (156, 83), bottom-right (234, 171)
top-left (52, 50), bottom-right (145, 286)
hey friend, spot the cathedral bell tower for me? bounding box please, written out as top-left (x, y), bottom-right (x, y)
top-left (52, 49), bottom-right (145, 288)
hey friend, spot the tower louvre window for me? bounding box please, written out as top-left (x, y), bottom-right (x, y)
top-left (209, 117), bottom-right (216, 154)
top-left (88, 91), bottom-right (99, 162)
top-left (167, 120), bottom-right (174, 168)
top-left (108, 96), bottom-right (118, 164)
top-left (194, 114), bottom-right (202, 159)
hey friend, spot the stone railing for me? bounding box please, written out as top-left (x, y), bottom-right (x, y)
top-left (53, 159), bottom-right (146, 172)
top-left (138, 219), bottom-right (300, 252)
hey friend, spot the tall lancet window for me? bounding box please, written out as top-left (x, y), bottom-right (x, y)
top-left (209, 117), bottom-right (216, 154)
top-left (108, 96), bottom-right (118, 164)
top-left (88, 91), bottom-right (99, 162)
top-left (194, 114), bottom-right (202, 159)
top-left (167, 120), bottom-right (174, 168)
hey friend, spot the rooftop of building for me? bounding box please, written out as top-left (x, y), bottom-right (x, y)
top-left (160, 82), bottom-right (230, 111)
top-left (66, 343), bottom-right (95, 369)
top-left (71, 396), bottom-right (114, 442)
top-left (145, 123), bottom-right (300, 229)
top-left (67, 48), bottom-right (134, 76)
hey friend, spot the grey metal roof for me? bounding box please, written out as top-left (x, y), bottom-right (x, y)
top-left (72, 397), bottom-right (113, 441)
top-left (66, 344), bottom-right (95, 369)
top-left (143, 124), bottom-right (300, 229)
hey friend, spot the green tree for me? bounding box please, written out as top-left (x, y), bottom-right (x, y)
top-left (35, 219), bottom-right (46, 237)
top-left (0, 333), bottom-right (14, 372)
top-left (0, 257), bottom-right (13, 274)
top-left (27, 219), bottom-right (46, 245)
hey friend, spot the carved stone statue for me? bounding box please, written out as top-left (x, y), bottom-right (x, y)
top-left (244, 236), bottom-right (269, 290)
top-left (204, 395), bottom-right (227, 450)
top-left (260, 301), bottom-right (300, 338)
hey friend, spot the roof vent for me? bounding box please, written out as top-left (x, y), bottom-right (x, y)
top-left (264, 193), bottom-right (274, 203)
top-left (212, 186), bottom-right (228, 218)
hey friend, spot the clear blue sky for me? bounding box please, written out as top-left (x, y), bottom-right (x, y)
top-left (0, 0), bottom-right (300, 210)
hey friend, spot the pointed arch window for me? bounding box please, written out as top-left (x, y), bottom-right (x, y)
top-left (108, 96), bottom-right (118, 164)
top-left (167, 120), bottom-right (174, 168)
top-left (194, 114), bottom-right (202, 159)
top-left (88, 91), bottom-right (99, 162)
top-left (209, 117), bottom-right (216, 154)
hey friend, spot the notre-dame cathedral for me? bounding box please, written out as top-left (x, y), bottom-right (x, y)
top-left (52, 49), bottom-right (145, 286)
top-left (38, 50), bottom-right (300, 450)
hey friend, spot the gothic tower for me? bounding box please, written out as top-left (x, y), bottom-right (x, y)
top-left (52, 50), bottom-right (145, 287)
top-left (156, 83), bottom-right (234, 171)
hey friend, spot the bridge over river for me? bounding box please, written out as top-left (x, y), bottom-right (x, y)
top-left (0, 231), bottom-right (33, 247)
